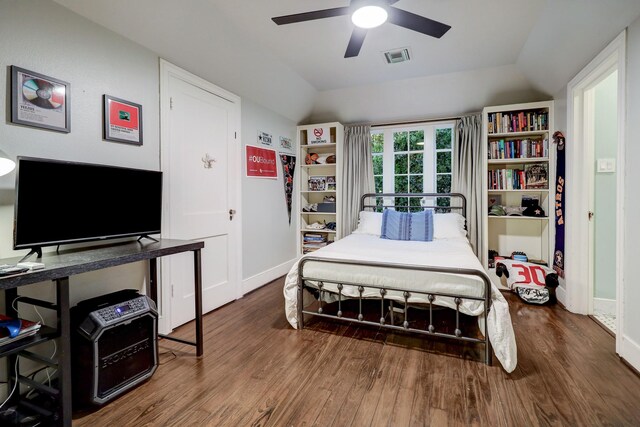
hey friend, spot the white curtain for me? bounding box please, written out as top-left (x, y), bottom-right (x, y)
top-left (340, 124), bottom-right (374, 237)
top-left (454, 114), bottom-right (484, 257)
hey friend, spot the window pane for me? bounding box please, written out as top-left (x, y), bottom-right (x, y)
top-left (395, 175), bottom-right (408, 193)
top-left (436, 128), bottom-right (452, 149)
top-left (409, 197), bottom-right (422, 212)
top-left (437, 197), bottom-right (451, 207)
top-left (409, 175), bottom-right (423, 193)
top-left (437, 151), bottom-right (451, 173)
top-left (409, 153), bottom-right (423, 174)
top-left (395, 197), bottom-right (408, 211)
top-left (436, 174), bottom-right (451, 193)
top-left (371, 133), bottom-right (384, 153)
top-left (409, 130), bottom-right (424, 151)
top-left (373, 155), bottom-right (383, 175)
top-left (394, 132), bottom-right (408, 152)
top-left (375, 176), bottom-right (383, 193)
top-left (394, 154), bottom-right (408, 174)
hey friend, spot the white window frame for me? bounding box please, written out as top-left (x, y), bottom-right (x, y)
top-left (372, 121), bottom-right (455, 209)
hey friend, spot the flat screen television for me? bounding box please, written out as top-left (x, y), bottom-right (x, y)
top-left (13, 157), bottom-right (162, 255)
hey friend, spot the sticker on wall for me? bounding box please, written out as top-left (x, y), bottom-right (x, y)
top-left (279, 136), bottom-right (292, 151)
top-left (279, 153), bottom-right (296, 224)
top-left (246, 145), bottom-right (278, 179)
top-left (257, 130), bottom-right (273, 146)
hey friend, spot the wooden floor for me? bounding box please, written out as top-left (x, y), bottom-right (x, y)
top-left (74, 277), bottom-right (640, 426)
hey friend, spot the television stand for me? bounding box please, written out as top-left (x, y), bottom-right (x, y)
top-left (0, 238), bottom-right (204, 427)
top-left (18, 246), bottom-right (42, 263)
top-left (137, 234), bottom-right (160, 243)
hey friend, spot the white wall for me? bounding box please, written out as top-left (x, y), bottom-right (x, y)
top-left (240, 100), bottom-right (298, 293)
top-left (307, 64), bottom-right (546, 124)
top-left (623, 16), bottom-right (640, 368)
top-left (0, 0), bottom-right (308, 354)
top-left (0, 0), bottom-right (160, 308)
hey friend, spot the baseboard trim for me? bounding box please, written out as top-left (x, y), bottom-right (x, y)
top-left (556, 284), bottom-right (567, 307)
top-left (621, 334), bottom-right (640, 372)
top-left (242, 258), bottom-right (297, 295)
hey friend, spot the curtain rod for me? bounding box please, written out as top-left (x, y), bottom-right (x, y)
top-left (369, 112), bottom-right (481, 128)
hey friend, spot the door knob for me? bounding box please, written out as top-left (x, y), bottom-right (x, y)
top-left (229, 209), bottom-right (236, 220)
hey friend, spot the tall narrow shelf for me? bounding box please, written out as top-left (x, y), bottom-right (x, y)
top-left (481, 101), bottom-right (555, 286)
top-left (297, 122), bottom-right (343, 255)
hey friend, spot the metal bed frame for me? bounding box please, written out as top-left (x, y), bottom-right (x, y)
top-left (297, 193), bottom-right (493, 365)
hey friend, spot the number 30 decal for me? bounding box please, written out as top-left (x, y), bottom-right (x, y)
top-left (512, 264), bottom-right (546, 286)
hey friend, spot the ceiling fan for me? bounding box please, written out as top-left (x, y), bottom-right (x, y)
top-left (271, 0), bottom-right (451, 58)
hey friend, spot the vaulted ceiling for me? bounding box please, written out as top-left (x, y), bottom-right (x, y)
top-left (55, 0), bottom-right (640, 122)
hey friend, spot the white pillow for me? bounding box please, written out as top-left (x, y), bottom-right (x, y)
top-left (433, 213), bottom-right (467, 239)
top-left (352, 211), bottom-right (383, 236)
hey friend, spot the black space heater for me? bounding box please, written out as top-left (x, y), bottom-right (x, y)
top-left (71, 289), bottom-right (158, 407)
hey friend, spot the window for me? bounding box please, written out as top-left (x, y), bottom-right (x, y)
top-left (371, 122), bottom-right (454, 212)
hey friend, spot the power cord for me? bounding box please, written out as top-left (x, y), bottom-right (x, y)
top-left (0, 357), bottom-right (20, 410)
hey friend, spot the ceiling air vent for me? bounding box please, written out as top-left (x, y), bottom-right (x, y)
top-left (383, 48), bottom-right (411, 64)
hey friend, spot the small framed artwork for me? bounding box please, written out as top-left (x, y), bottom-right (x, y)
top-left (11, 66), bottom-right (71, 133)
top-left (103, 95), bottom-right (143, 145)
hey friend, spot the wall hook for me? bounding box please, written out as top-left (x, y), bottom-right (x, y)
top-left (202, 154), bottom-right (216, 169)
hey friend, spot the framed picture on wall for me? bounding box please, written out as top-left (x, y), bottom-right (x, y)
top-left (103, 95), bottom-right (143, 145)
top-left (11, 66), bottom-right (71, 133)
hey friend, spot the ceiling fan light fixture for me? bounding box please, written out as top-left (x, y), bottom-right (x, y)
top-left (351, 5), bottom-right (388, 29)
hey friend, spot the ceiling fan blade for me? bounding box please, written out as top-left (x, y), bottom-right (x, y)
top-left (344, 27), bottom-right (368, 58)
top-left (272, 7), bottom-right (351, 25)
top-left (387, 7), bottom-right (451, 38)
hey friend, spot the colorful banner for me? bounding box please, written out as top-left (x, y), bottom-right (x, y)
top-left (246, 145), bottom-right (278, 179)
top-left (279, 154), bottom-right (296, 224)
top-left (553, 131), bottom-right (565, 278)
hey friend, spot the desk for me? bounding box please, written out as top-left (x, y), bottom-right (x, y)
top-left (0, 238), bottom-right (204, 427)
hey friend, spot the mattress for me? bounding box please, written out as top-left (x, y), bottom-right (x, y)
top-left (283, 234), bottom-right (517, 372)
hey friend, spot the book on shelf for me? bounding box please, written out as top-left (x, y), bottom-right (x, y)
top-left (487, 110), bottom-right (549, 134)
top-left (488, 138), bottom-right (548, 160)
top-left (0, 314), bottom-right (42, 346)
top-left (488, 168), bottom-right (526, 190)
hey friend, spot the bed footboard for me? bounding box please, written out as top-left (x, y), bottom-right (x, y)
top-left (297, 257), bottom-right (493, 366)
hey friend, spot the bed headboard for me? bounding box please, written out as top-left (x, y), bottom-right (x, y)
top-left (360, 193), bottom-right (467, 220)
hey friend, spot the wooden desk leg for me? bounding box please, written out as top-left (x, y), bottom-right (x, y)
top-left (193, 249), bottom-right (203, 357)
top-left (56, 277), bottom-right (72, 427)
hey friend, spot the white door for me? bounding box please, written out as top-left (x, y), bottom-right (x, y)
top-left (161, 61), bottom-right (241, 329)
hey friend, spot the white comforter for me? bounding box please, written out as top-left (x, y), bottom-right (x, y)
top-left (283, 234), bottom-right (517, 372)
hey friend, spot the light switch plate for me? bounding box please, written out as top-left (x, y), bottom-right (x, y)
top-left (596, 158), bottom-right (616, 173)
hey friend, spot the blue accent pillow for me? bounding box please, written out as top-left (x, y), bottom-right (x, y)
top-left (409, 209), bottom-right (434, 242)
top-left (381, 209), bottom-right (434, 242)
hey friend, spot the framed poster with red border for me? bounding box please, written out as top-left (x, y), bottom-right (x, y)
top-left (103, 95), bottom-right (143, 145)
top-left (246, 145), bottom-right (278, 179)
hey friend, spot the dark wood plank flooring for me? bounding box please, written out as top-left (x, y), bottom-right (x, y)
top-left (73, 277), bottom-right (640, 426)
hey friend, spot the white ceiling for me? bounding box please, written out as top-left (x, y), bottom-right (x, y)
top-left (54, 0), bottom-right (640, 122)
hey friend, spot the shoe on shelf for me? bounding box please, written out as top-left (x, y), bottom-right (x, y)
top-left (325, 221), bottom-right (336, 231)
top-left (323, 195), bottom-right (336, 203)
top-left (307, 221), bottom-right (326, 230)
top-left (302, 203), bottom-right (318, 212)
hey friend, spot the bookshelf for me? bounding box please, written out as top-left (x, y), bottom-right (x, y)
top-left (296, 122), bottom-right (343, 255)
top-left (482, 101), bottom-right (555, 286)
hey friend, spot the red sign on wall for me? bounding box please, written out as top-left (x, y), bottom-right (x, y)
top-left (246, 145), bottom-right (278, 179)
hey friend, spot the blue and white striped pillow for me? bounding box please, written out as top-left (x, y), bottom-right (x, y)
top-left (380, 209), bottom-right (434, 241)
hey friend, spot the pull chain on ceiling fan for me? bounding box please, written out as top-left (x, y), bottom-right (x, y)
top-left (272, 0), bottom-right (451, 58)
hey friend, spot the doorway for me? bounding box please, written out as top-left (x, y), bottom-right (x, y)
top-left (159, 59), bottom-right (242, 333)
top-left (566, 32), bottom-right (625, 352)
top-left (587, 70), bottom-right (619, 334)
